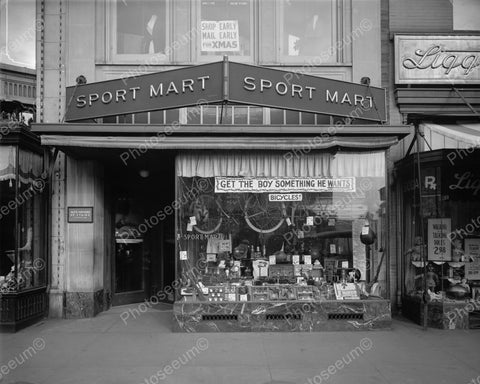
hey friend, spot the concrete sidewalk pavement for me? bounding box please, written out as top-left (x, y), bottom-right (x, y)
top-left (1, 304), bottom-right (479, 384)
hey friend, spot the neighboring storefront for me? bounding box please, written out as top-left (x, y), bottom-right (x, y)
top-left (0, 121), bottom-right (48, 331)
top-left (394, 34), bottom-right (480, 329)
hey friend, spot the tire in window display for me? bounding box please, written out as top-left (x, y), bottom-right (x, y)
top-left (190, 193), bottom-right (286, 234)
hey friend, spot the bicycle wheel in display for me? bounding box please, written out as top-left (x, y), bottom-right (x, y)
top-left (244, 194), bottom-right (285, 234)
top-left (190, 195), bottom-right (222, 234)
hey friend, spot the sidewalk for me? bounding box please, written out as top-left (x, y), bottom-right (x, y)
top-left (1, 304), bottom-right (479, 384)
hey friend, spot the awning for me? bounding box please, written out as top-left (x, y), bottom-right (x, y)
top-left (39, 135), bottom-right (400, 150)
top-left (421, 122), bottom-right (480, 150)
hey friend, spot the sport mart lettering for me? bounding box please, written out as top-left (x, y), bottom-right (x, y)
top-left (215, 177), bottom-right (356, 193)
top-left (64, 60), bottom-right (386, 122)
top-left (243, 77), bottom-right (373, 108)
top-left (76, 76), bottom-right (211, 108)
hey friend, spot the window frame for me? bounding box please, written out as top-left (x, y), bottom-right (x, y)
top-left (106, 0), bottom-right (172, 64)
top-left (275, 0), bottom-right (350, 65)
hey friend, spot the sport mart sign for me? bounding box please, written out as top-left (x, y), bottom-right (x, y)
top-left (65, 59), bottom-right (386, 122)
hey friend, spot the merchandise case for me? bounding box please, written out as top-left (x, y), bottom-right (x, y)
top-left (173, 151), bottom-right (392, 332)
top-left (396, 149), bottom-right (480, 329)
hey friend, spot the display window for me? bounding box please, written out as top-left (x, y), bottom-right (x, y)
top-left (175, 151), bottom-right (387, 303)
top-left (400, 151), bottom-right (480, 304)
top-left (198, 0), bottom-right (253, 60)
top-left (0, 146), bottom-right (46, 294)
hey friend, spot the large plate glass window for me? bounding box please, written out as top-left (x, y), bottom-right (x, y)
top-left (175, 151), bottom-right (387, 303)
top-left (111, 0), bottom-right (169, 62)
top-left (198, 0), bottom-right (253, 60)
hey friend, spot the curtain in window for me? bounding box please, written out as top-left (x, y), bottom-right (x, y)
top-left (0, 146), bottom-right (16, 181)
top-left (177, 150), bottom-right (385, 178)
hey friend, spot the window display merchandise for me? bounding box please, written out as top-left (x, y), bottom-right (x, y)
top-left (397, 149), bottom-right (480, 329)
top-left (173, 151), bottom-right (391, 332)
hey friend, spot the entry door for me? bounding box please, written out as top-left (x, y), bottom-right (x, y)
top-left (112, 238), bottom-right (147, 306)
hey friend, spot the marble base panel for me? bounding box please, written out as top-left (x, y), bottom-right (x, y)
top-left (173, 299), bottom-right (391, 332)
top-left (65, 290), bottom-right (104, 319)
top-left (402, 295), bottom-right (470, 329)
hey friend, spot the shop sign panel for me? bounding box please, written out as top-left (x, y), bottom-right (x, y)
top-left (228, 62), bottom-right (386, 122)
top-left (67, 207), bottom-right (94, 223)
top-left (214, 177), bottom-right (356, 193)
top-left (65, 59), bottom-right (386, 122)
top-left (65, 62), bottom-right (224, 122)
top-left (201, 20), bottom-right (240, 52)
top-left (427, 218), bottom-right (452, 261)
top-left (395, 35), bottom-right (480, 84)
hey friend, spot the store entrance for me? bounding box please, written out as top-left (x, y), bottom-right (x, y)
top-left (106, 150), bottom-right (176, 306)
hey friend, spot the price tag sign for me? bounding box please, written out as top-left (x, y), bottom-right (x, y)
top-left (306, 216), bottom-right (314, 226)
top-left (428, 218), bottom-right (452, 261)
top-left (304, 255), bottom-right (312, 264)
top-left (361, 226), bottom-right (370, 235)
top-left (179, 251), bottom-right (188, 260)
top-left (219, 239), bottom-right (232, 253)
top-left (269, 255), bottom-right (276, 265)
top-left (189, 216), bottom-right (197, 225)
top-left (292, 255), bottom-right (300, 265)
top-left (286, 217), bottom-right (292, 226)
top-left (186, 223), bottom-right (193, 232)
top-left (330, 244), bottom-right (337, 254)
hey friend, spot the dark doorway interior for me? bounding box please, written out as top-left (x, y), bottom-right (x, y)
top-left (103, 150), bottom-right (176, 306)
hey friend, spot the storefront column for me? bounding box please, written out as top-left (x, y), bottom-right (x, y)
top-left (49, 152), bottom-right (66, 318)
top-left (64, 156), bottom-right (105, 318)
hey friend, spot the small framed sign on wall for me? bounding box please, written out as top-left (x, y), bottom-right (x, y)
top-left (67, 207), bottom-right (94, 223)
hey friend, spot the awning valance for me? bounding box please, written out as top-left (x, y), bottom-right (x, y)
top-left (421, 122), bottom-right (480, 150)
top-left (39, 135), bottom-right (399, 151)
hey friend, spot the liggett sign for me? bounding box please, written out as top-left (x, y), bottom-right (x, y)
top-left (65, 59), bottom-right (386, 122)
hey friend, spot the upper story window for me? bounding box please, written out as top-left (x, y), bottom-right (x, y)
top-left (107, 0), bottom-right (350, 65)
top-left (277, 0), bottom-right (339, 63)
top-left (199, 0), bottom-right (253, 60)
top-left (111, 0), bottom-right (169, 62)
top-left (453, 0), bottom-right (480, 30)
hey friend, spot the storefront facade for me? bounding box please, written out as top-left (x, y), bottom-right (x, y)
top-left (20, 0), bottom-right (411, 331)
top-left (393, 33), bottom-right (480, 329)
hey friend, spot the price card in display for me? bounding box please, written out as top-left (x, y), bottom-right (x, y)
top-left (330, 244), bottom-right (336, 254)
top-left (218, 239), bottom-right (231, 253)
top-left (239, 294), bottom-right (248, 301)
top-left (286, 217), bottom-right (292, 226)
top-left (179, 251), bottom-right (188, 260)
top-left (306, 216), bottom-right (314, 226)
top-left (206, 253), bottom-right (217, 262)
top-left (187, 223), bottom-right (193, 232)
top-left (269, 255), bottom-right (276, 265)
top-left (465, 260), bottom-right (480, 280)
top-left (361, 226), bottom-right (370, 235)
top-left (304, 255), bottom-right (312, 264)
top-left (189, 216), bottom-right (197, 225)
top-left (292, 255), bottom-right (300, 265)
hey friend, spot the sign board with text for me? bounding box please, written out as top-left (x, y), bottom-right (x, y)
top-left (67, 207), bottom-right (94, 223)
top-left (65, 59), bottom-right (386, 122)
top-left (427, 218), bottom-right (452, 261)
top-left (215, 177), bottom-right (356, 193)
top-left (395, 35), bottom-right (480, 84)
top-left (201, 20), bottom-right (240, 52)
